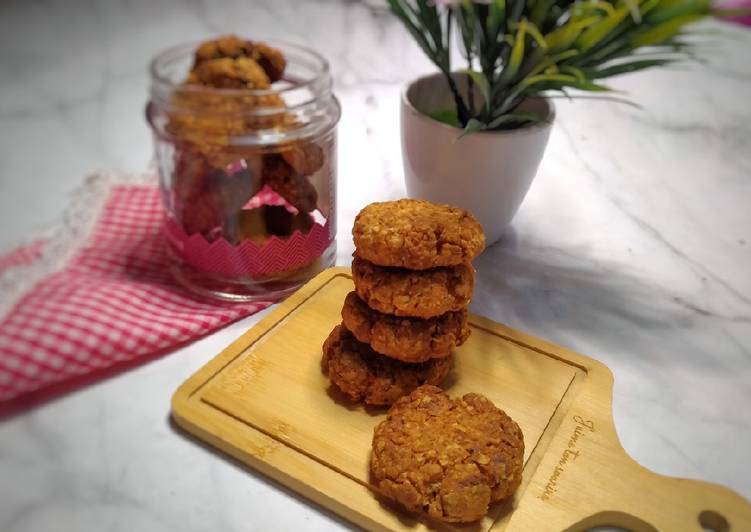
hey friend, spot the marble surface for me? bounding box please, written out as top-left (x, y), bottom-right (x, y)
top-left (1, 1), bottom-right (750, 530)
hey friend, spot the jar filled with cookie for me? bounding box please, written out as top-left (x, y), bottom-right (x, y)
top-left (146, 36), bottom-right (340, 301)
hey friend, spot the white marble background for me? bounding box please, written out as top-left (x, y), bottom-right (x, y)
top-left (1, 1), bottom-right (750, 530)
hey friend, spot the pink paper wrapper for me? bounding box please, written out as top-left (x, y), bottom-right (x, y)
top-left (164, 218), bottom-right (332, 278)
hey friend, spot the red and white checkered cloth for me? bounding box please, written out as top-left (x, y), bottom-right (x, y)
top-left (0, 173), bottom-right (270, 411)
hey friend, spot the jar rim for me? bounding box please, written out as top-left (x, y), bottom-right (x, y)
top-left (149, 38), bottom-right (332, 97)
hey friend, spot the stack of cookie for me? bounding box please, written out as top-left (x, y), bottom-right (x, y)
top-left (322, 199), bottom-right (485, 405)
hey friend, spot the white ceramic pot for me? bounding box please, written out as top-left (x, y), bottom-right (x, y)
top-left (401, 72), bottom-right (555, 245)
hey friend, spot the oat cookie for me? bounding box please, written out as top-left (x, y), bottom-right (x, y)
top-left (264, 205), bottom-right (314, 237)
top-left (281, 141), bottom-right (325, 176)
top-left (262, 154), bottom-right (318, 213)
top-left (352, 257), bottom-right (474, 318)
top-left (370, 385), bottom-right (524, 523)
top-left (352, 199), bottom-right (485, 270)
top-left (322, 325), bottom-right (453, 406)
top-left (188, 56), bottom-right (271, 90)
top-left (341, 292), bottom-right (469, 363)
top-left (193, 36), bottom-right (286, 82)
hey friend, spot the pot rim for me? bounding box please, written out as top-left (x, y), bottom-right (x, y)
top-left (402, 71), bottom-right (556, 137)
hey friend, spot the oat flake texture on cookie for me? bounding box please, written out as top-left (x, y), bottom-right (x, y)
top-left (352, 199), bottom-right (485, 270)
top-left (321, 325), bottom-right (453, 406)
top-left (370, 385), bottom-right (524, 523)
top-left (351, 257), bottom-right (474, 319)
top-left (341, 291), bottom-right (469, 363)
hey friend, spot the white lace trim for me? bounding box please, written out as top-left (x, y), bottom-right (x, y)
top-left (0, 169), bottom-right (157, 319)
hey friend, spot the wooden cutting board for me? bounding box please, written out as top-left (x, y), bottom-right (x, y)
top-left (172, 268), bottom-right (751, 531)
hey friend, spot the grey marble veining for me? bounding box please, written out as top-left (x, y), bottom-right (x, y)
top-left (1, 1), bottom-right (750, 531)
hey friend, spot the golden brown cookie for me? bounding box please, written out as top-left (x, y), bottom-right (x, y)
top-left (322, 325), bottom-right (452, 406)
top-left (370, 385), bottom-right (524, 523)
top-left (247, 41), bottom-right (286, 82)
top-left (193, 36), bottom-right (286, 82)
top-left (352, 199), bottom-right (485, 270)
top-left (188, 57), bottom-right (271, 89)
top-left (281, 142), bottom-right (325, 176)
top-left (166, 89), bottom-right (288, 153)
top-left (262, 154), bottom-right (318, 213)
top-left (352, 257), bottom-right (474, 318)
top-left (341, 292), bottom-right (469, 363)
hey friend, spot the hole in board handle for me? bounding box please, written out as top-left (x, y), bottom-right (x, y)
top-left (698, 510), bottom-right (729, 532)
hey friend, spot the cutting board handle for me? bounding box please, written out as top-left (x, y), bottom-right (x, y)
top-left (565, 460), bottom-right (749, 532)
top-left (549, 380), bottom-right (751, 532)
top-left (516, 360), bottom-right (751, 532)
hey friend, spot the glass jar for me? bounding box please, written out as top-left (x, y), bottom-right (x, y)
top-left (146, 40), bottom-right (340, 301)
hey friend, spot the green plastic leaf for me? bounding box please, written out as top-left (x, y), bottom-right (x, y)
top-left (587, 58), bottom-right (674, 78)
top-left (486, 0), bottom-right (506, 42)
top-left (632, 14), bottom-right (704, 46)
top-left (527, 49), bottom-right (580, 78)
top-left (387, 0), bottom-right (440, 65)
top-left (387, 0), bottom-right (708, 123)
top-left (429, 108), bottom-right (461, 127)
top-left (521, 73), bottom-right (579, 87)
top-left (507, 19), bottom-right (528, 76)
top-left (530, 0), bottom-right (555, 28)
top-left (486, 111), bottom-right (546, 129)
top-left (560, 65), bottom-right (586, 82)
top-left (461, 69), bottom-right (492, 109)
top-left (537, 93), bottom-right (642, 108)
top-left (646, 0), bottom-right (711, 24)
top-left (545, 16), bottom-right (600, 52)
top-left (525, 20), bottom-right (549, 50)
top-left (623, 0), bottom-right (643, 23)
top-left (459, 118), bottom-right (488, 138)
top-left (575, 6), bottom-right (631, 52)
top-left (574, 1), bottom-right (616, 17)
top-left (564, 79), bottom-right (613, 92)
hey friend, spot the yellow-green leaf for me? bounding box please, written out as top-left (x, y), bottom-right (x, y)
top-left (461, 69), bottom-right (491, 108)
top-left (560, 65), bottom-right (586, 82)
top-left (632, 13), bottom-right (703, 46)
top-left (527, 49), bottom-right (579, 78)
top-left (525, 20), bottom-right (549, 50)
top-left (545, 16), bottom-right (600, 52)
top-left (575, 6), bottom-right (632, 52)
top-left (521, 73), bottom-right (579, 88)
top-left (505, 19), bottom-right (528, 79)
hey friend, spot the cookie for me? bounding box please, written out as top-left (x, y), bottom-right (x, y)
top-left (264, 205), bottom-right (314, 237)
top-left (177, 192), bottom-right (221, 237)
top-left (188, 57), bottom-right (271, 90)
top-left (370, 385), bottom-right (524, 523)
top-left (193, 36), bottom-right (286, 82)
top-left (247, 41), bottom-right (286, 82)
top-left (341, 292), bottom-right (469, 363)
top-left (352, 199), bottom-right (485, 270)
top-left (322, 325), bottom-right (453, 406)
top-left (262, 154), bottom-right (318, 213)
top-left (352, 257), bottom-right (474, 319)
top-left (281, 142), bottom-right (325, 176)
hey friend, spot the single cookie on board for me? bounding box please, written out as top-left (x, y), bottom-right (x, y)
top-left (322, 325), bottom-right (453, 406)
top-left (352, 256), bottom-right (474, 319)
top-left (370, 385), bottom-right (524, 523)
top-left (341, 292), bottom-right (469, 363)
top-left (352, 199), bottom-right (485, 270)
